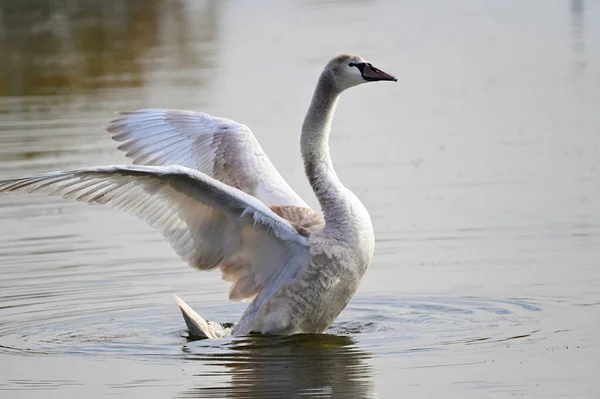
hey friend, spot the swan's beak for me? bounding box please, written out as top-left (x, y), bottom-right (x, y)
top-left (362, 64), bottom-right (397, 82)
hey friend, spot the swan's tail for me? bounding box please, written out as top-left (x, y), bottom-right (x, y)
top-left (173, 294), bottom-right (232, 339)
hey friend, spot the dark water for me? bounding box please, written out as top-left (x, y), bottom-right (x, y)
top-left (1, 0), bottom-right (599, 397)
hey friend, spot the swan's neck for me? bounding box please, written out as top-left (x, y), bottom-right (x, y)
top-left (301, 72), bottom-right (348, 229)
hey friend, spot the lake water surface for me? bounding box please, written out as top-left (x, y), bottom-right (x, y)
top-left (1, 0), bottom-right (599, 398)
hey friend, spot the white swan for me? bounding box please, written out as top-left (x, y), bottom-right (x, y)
top-left (0, 54), bottom-right (396, 338)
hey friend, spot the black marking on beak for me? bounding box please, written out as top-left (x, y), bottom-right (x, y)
top-left (350, 62), bottom-right (397, 82)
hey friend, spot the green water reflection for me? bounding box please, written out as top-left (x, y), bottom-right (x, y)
top-left (0, 0), bottom-right (218, 98)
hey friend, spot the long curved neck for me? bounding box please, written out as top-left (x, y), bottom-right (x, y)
top-left (301, 72), bottom-right (347, 228)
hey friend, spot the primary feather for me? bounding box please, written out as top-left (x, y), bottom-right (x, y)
top-left (0, 165), bottom-right (310, 302)
top-left (107, 109), bottom-right (308, 208)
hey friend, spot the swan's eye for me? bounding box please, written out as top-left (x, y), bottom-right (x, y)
top-left (349, 62), bottom-right (367, 74)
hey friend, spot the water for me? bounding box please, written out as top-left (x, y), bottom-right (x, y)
top-left (1, 0), bottom-right (599, 397)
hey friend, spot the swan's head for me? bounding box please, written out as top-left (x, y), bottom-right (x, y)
top-left (325, 53), bottom-right (397, 92)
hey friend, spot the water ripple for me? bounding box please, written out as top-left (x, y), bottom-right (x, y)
top-left (0, 293), bottom-right (542, 364)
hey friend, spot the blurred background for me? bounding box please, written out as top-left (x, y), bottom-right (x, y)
top-left (0, 0), bottom-right (599, 398)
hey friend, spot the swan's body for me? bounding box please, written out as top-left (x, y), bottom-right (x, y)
top-left (0, 54), bottom-right (396, 338)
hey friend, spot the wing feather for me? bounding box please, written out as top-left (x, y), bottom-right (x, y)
top-left (0, 165), bottom-right (310, 301)
top-left (106, 109), bottom-right (309, 208)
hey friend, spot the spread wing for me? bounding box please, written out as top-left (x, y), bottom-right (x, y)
top-left (106, 109), bottom-right (309, 208)
top-left (0, 165), bottom-right (311, 302)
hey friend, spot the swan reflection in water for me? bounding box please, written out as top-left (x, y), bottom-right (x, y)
top-left (179, 333), bottom-right (377, 399)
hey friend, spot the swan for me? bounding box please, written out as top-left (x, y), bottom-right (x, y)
top-left (0, 53), bottom-right (396, 338)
